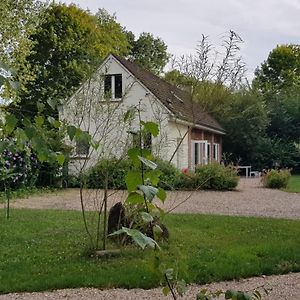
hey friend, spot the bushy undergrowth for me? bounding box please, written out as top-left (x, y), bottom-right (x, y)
top-left (262, 169), bottom-right (291, 189)
top-left (83, 159), bottom-right (238, 191)
top-left (86, 159), bottom-right (132, 189)
top-left (173, 163), bottom-right (239, 190)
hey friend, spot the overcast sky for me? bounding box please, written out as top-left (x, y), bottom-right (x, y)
top-left (61, 0), bottom-right (300, 80)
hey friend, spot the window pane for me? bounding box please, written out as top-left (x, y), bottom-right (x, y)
top-left (104, 75), bottom-right (112, 98)
top-left (114, 74), bottom-right (122, 98)
top-left (143, 132), bottom-right (152, 151)
top-left (194, 143), bottom-right (198, 165)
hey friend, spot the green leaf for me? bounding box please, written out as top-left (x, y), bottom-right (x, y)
top-left (162, 286), bottom-right (170, 296)
top-left (67, 125), bottom-right (77, 141)
top-left (144, 170), bottom-right (161, 186)
top-left (157, 187), bottom-right (167, 202)
top-left (143, 121), bottom-right (159, 137)
top-left (108, 227), bottom-right (160, 250)
top-left (35, 115), bottom-right (44, 127)
top-left (125, 171), bottom-right (143, 192)
top-left (138, 156), bottom-right (157, 169)
top-left (5, 114), bottom-right (18, 134)
top-left (37, 102), bottom-right (45, 113)
top-left (165, 268), bottom-right (174, 280)
top-left (47, 98), bottom-right (57, 110)
top-left (140, 212), bottom-right (153, 223)
top-left (138, 185), bottom-right (158, 201)
top-left (56, 153), bottom-right (65, 166)
top-left (126, 192), bottom-right (144, 205)
top-left (37, 152), bottom-right (47, 163)
top-left (128, 148), bottom-right (152, 166)
top-left (176, 279), bottom-right (187, 297)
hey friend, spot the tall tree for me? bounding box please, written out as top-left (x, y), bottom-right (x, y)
top-left (129, 32), bottom-right (169, 74)
top-left (0, 0), bottom-right (45, 99)
top-left (253, 44), bottom-right (300, 96)
top-left (16, 4), bottom-right (130, 118)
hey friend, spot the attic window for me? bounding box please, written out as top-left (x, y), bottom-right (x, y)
top-left (104, 74), bottom-right (122, 100)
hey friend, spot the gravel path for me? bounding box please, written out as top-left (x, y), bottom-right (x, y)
top-left (1, 178), bottom-right (299, 299)
top-left (0, 273), bottom-right (299, 299)
top-left (4, 178), bottom-right (300, 219)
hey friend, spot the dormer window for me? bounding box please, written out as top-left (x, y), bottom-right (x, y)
top-left (104, 74), bottom-right (122, 100)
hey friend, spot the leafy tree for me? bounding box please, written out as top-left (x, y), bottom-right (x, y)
top-left (0, 0), bottom-right (46, 99)
top-left (16, 4), bottom-right (130, 119)
top-left (253, 44), bottom-right (300, 96)
top-left (129, 32), bottom-right (169, 74)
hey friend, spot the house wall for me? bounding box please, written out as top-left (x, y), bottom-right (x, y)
top-left (166, 121), bottom-right (190, 169)
top-left (61, 55), bottom-right (189, 173)
top-left (191, 128), bottom-right (222, 163)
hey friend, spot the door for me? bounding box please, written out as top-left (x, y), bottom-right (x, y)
top-left (192, 140), bottom-right (208, 168)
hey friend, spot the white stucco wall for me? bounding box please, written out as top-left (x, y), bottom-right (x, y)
top-left (61, 55), bottom-right (191, 173)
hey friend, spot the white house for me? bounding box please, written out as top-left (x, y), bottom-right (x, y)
top-left (60, 54), bottom-right (225, 173)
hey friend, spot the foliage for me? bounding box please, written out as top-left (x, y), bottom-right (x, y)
top-left (128, 32), bottom-right (169, 74)
top-left (262, 169), bottom-right (291, 189)
top-left (196, 288), bottom-right (267, 300)
top-left (1, 209), bottom-right (300, 293)
top-left (16, 3), bottom-right (130, 118)
top-left (171, 164), bottom-right (239, 191)
top-left (110, 119), bottom-right (168, 247)
top-left (0, 141), bottom-right (39, 191)
top-left (154, 158), bottom-right (181, 190)
top-left (0, 0), bottom-right (46, 99)
top-left (86, 159), bottom-right (132, 189)
top-left (194, 163), bottom-right (239, 190)
top-left (253, 44), bottom-right (300, 95)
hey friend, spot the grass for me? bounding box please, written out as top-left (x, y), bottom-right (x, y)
top-left (0, 209), bottom-right (300, 294)
top-left (284, 175), bottom-right (300, 193)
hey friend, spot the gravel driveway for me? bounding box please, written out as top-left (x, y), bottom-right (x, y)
top-left (1, 178), bottom-right (299, 299)
top-left (4, 178), bottom-right (300, 219)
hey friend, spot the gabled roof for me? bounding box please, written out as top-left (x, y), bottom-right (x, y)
top-left (112, 54), bottom-right (225, 134)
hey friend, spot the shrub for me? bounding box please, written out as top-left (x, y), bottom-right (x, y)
top-left (194, 163), bottom-right (239, 190)
top-left (154, 158), bottom-right (181, 190)
top-left (86, 159), bottom-right (132, 189)
top-left (0, 145), bottom-right (39, 191)
top-left (262, 169), bottom-right (291, 189)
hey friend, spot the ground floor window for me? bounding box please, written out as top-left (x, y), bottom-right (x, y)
top-left (213, 143), bottom-right (220, 161)
top-left (191, 140), bottom-right (209, 167)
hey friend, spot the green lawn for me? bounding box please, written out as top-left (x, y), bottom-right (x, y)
top-left (0, 209), bottom-right (300, 294)
top-left (284, 175), bottom-right (300, 193)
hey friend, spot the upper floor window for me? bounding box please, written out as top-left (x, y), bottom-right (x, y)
top-left (104, 74), bottom-right (122, 100)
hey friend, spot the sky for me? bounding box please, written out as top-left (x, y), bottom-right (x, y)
top-left (55, 0), bottom-right (299, 80)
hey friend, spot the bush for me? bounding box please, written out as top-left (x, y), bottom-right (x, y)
top-left (154, 158), bottom-right (181, 190)
top-left (86, 159), bottom-right (132, 189)
top-left (194, 163), bottom-right (239, 190)
top-left (0, 145), bottom-right (39, 191)
top-left (262, 169), bottom-right (291, 189)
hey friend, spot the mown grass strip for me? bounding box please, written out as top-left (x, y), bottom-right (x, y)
top-left (0, 209), bottom-right (299, 294)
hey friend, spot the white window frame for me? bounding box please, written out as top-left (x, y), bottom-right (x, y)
top-left (104, 74), bottom-right (122, 101)
top-left (213, 143), bottom-right (220, 161)
top-left (191, 140), bottom-right (208, 168)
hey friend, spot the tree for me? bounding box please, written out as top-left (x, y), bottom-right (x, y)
top-left (129, 32), bottom-right (169, 74)
top-left (0, 0), bottom-right (46, 99)
top-left (253, 44), bottom-right (300, 96)
top-left (164, 32), bottom-right (270, 167)
top-left (169, 31), bottom-right (247, 90)
top-left (16, 4), bottom-right (131, 119)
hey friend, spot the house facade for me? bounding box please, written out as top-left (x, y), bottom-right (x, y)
top-left (61, 54), bottom-right (225, 173)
